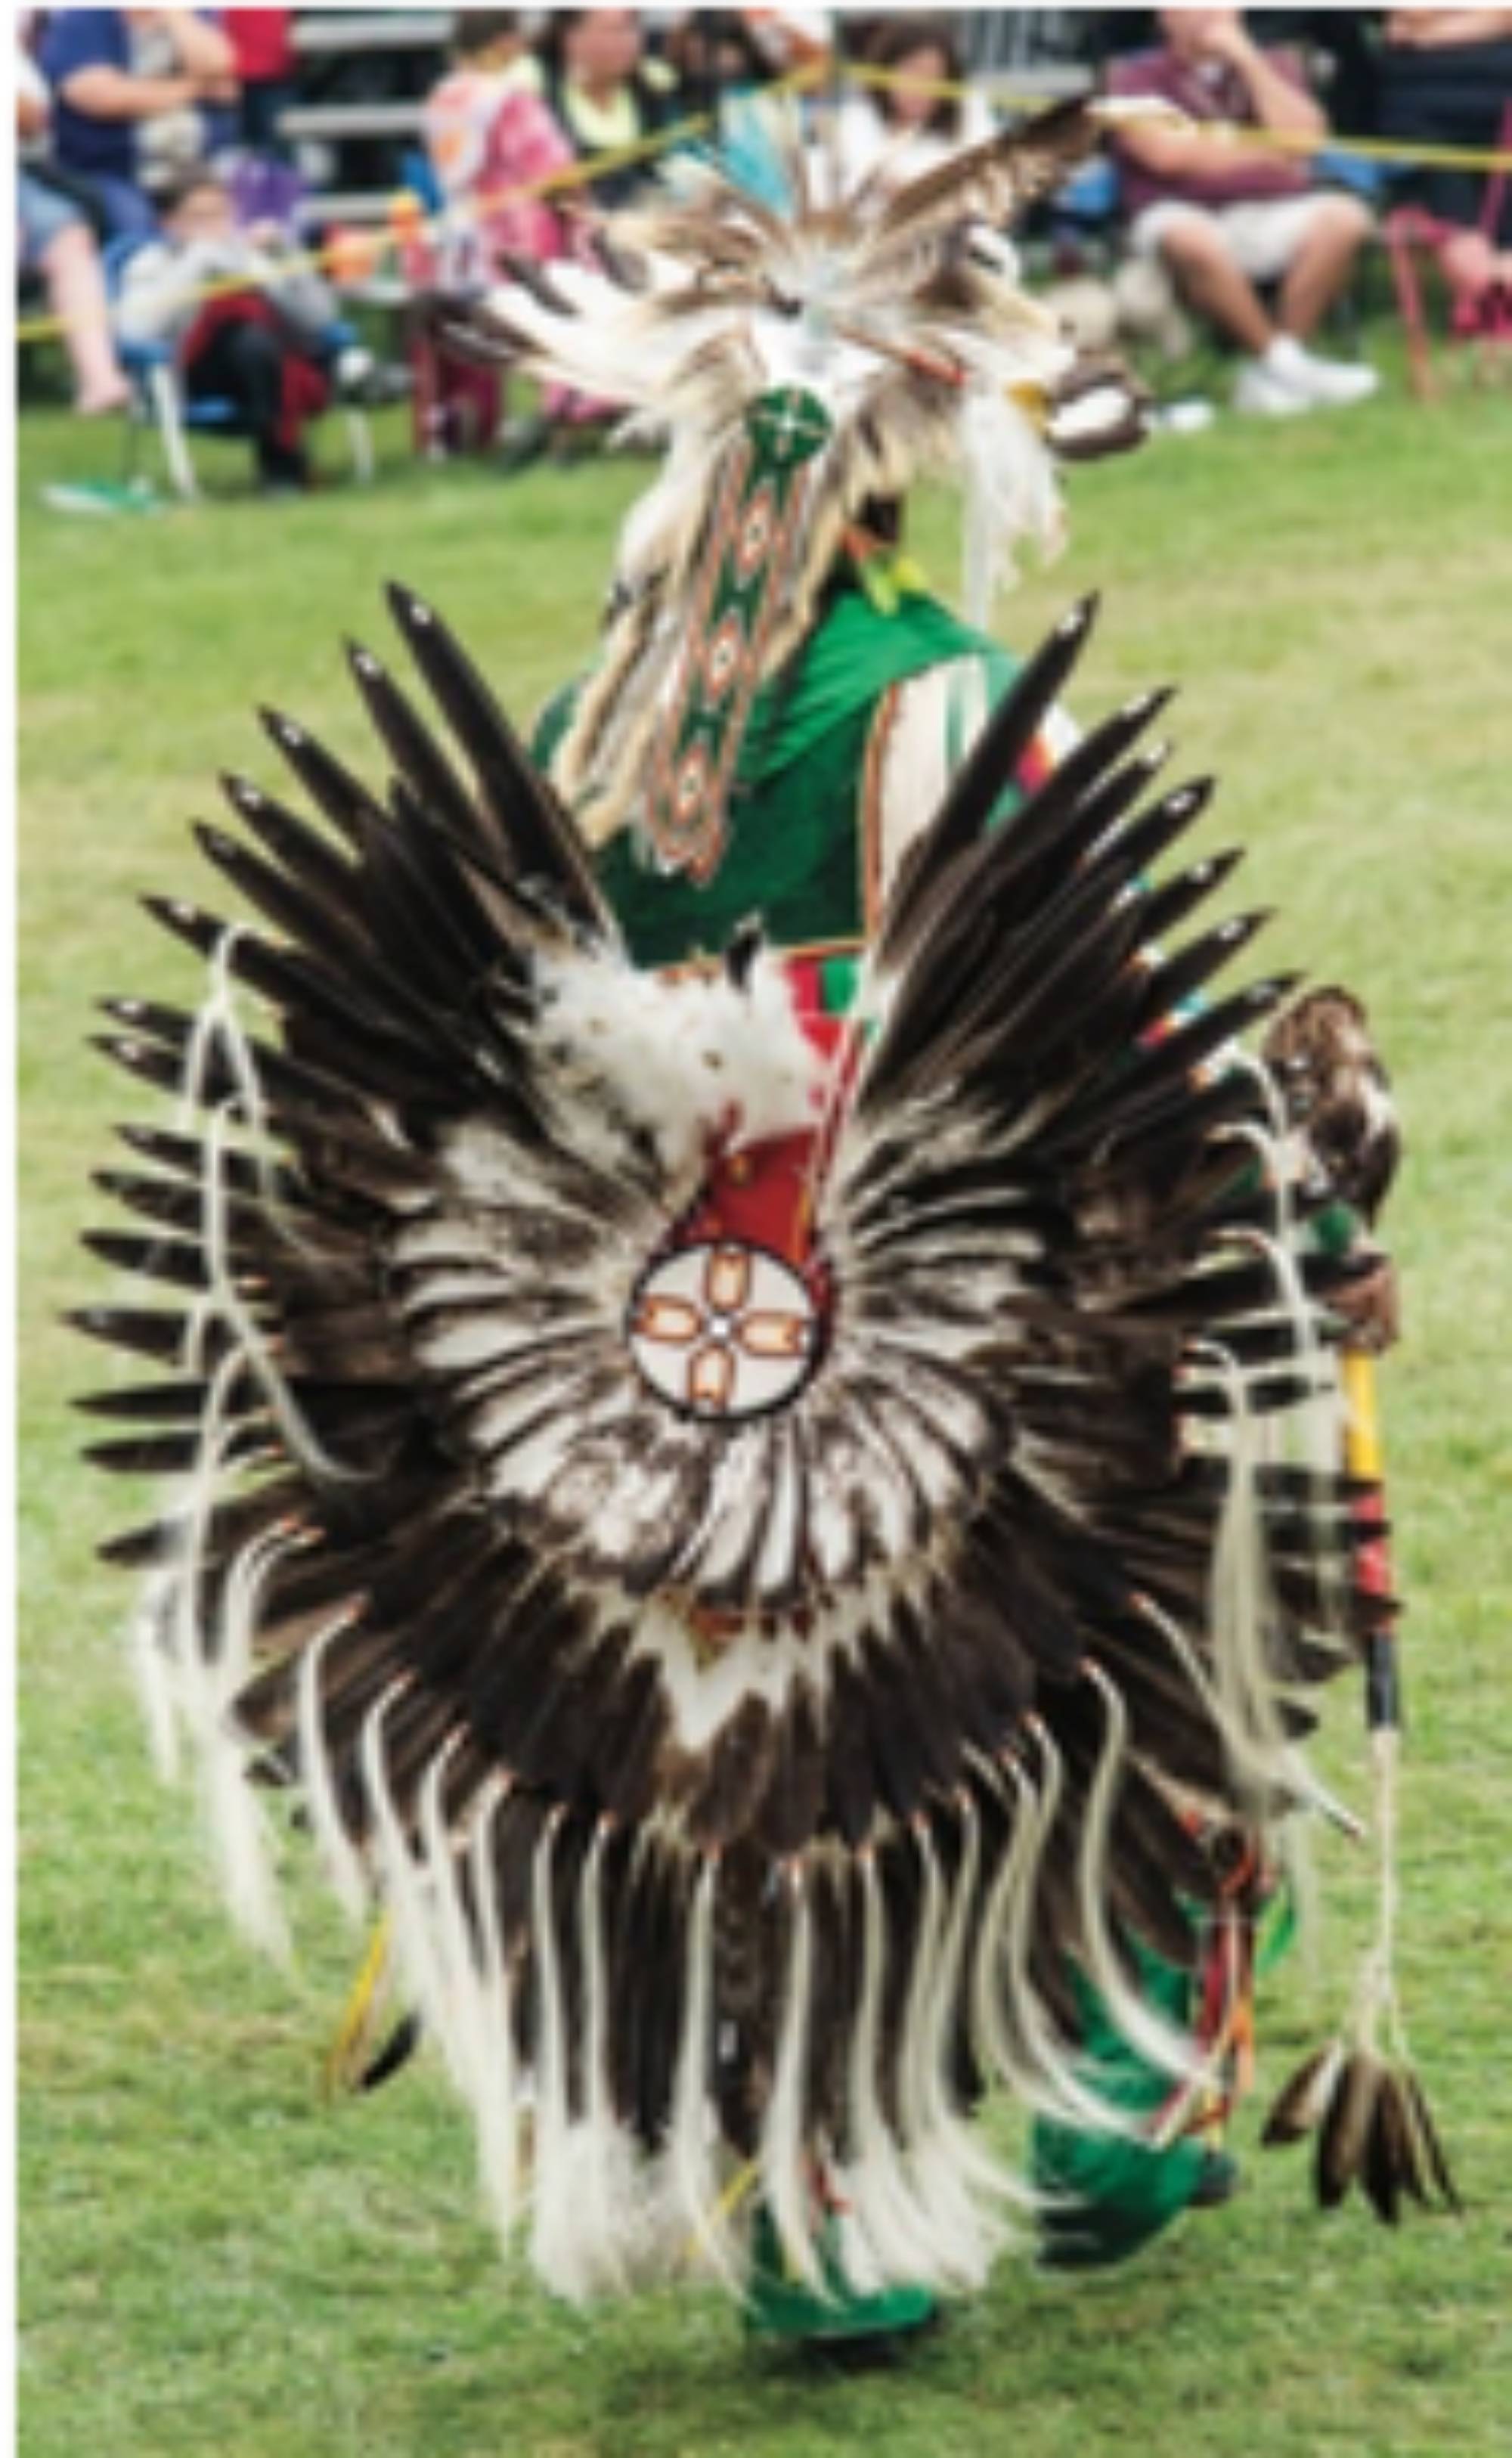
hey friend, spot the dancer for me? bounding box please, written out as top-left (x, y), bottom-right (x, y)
top-left (76, 102), bottom-right (1452, 2352)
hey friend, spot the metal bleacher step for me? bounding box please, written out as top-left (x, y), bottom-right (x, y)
top-left (280, 101), bottom-right (429, 143)
top-left (290, 11), bottom-right (452, 55)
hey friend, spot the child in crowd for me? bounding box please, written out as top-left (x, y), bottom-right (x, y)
top-left (113, 162), bottom-right (372, 488)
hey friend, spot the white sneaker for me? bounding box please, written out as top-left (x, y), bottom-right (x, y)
top-left (1232, 358), bottom-right (1311, 417)
top-left (334, 343), bottom-right (376, 398)
top-left (1150, 397), bottom-right (1217, 435)
top-left (1266, 334), bottom-right (1380, 407)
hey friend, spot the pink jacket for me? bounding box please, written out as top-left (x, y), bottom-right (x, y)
top-left (424, 67), bottom-right (575, 277)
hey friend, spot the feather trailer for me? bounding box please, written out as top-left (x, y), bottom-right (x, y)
top-left (80, 590), bottom-right (1389, 2303)
top-left (1263, 2036), bottom-right (1459, 2221)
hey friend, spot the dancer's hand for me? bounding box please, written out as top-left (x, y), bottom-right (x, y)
top-left (1334, 1258), bottom-right (1401, 1353)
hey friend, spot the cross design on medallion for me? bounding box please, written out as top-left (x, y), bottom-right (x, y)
top-left (627, 1239), bottom-right (820, 1420)
top-left (746, 386), bottom-right (833, 471)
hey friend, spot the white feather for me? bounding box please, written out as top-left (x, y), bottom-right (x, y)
top-left (757, 1864), bottom-right (824, 2292)
top-left (534, 944), bottom-right (827, 1182)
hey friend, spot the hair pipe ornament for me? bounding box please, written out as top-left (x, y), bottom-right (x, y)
top-left (644, 386), bottom-right (832, 885)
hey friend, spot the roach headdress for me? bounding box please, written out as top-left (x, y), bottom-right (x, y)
top-left (76, 584), bottom-right (1420, 2302)
top-left (463, 97), bottom-right (1151, 851)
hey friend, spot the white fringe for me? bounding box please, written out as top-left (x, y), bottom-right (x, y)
top-left (1077, 1665), bottom-right (1207, 2090)
top-left (969, 1753), bottom-right (1077, 2127)
top-left (199, 1094), bottom-right (373, 1489)
top-left (201, 1517), bottom-right (299, 1960)
top-left (914, 1796), bottom-right (1037, 2222)
top-left (526, 1813), bottom-right (581, 2296)
top-left (467, 1776), bottom-right (523, 2243)
top-left (135, 1341), bottom-right (291, 1959)
top-left (178, 938), bottom-right (383, 1486)
top-left (1204, 1344), bottom-right (1284, 1791)
top-left (166, 1345), bottom-right (243, 1740)
top-left (993, 1737), bottom-right (1144, 2137)
top-left (130, 1561), bottom-right (185, 1783)
top-left (837, 1850), bottom-right (940, 2285)
top-left (360, 1682), bottom-right (457, 2081)
top-left (756, 1862), bottom-right (824, 2293)
top-left (295, 1608), bottom-right (370, 1919)
top-left (418, 1734), bottom-right (492, 2105)
top-left (668, 1850), bottom-right (736, 2287)
top-left (897, 1817), bottom-right (1007, 2284)
top-left (572, 1823), bottom-right (640, 2293)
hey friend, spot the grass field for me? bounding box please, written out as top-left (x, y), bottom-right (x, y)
top-left (17, 360), bottom-right (1512, 2458)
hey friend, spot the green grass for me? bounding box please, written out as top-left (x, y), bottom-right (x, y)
top-left (17, 360), bottom-right (1512, 2458)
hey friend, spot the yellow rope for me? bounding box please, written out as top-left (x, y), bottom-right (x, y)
top-left (845, 55), bottom-right (1512, 173)
top-left (16, 60), bottom-right (826, 343)
top-left (17, 55), bottom-right (1507, 350)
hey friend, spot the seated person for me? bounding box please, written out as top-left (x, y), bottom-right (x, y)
top-left (38, 8), bottom-right (238, 240)
top-left (423, 9), bottom-right (578, 286)
top-left (1380, 9), bottom-right (1512, 336)
top-left (17, 39), bottom-right (130, 414)
top-left (113, 161), bottom-right (358, 490)
top-left (1107, 9), bottom-right (1379, 415)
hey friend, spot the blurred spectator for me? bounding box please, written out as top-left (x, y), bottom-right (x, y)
top-left (17, 43), bottom-right (130, 414)
top-left (420, 11), bottom-right (595, 467)
top-left (742, 8), bottom-right (835, 78)
top-left (423, 10), bottom-right (577, 282)
top-left (657, 10), bottom-right (797, 206)
top-left (536, 11), bottom-right (681, 210)
top-left (224, 6), bottom-right (294, 161)
top-left (113, 161), bottom-right (362, 489)
top-left (662, 10), bottom-right (772, 121)
top-left (1380, 10), bottom-right (1512, 335)
top-left (829, 14), bottom-right (994, 194)
top-left (1108, 9), bottom-right (1379, 414)
top-left (38, 8), bottom-right (238, 238)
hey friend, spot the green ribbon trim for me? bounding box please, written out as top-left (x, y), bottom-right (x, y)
top-left (645, 385), bottom-right (832, 884)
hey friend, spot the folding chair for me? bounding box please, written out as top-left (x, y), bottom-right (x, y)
top-left (104, 234), bottom-right (376, 500)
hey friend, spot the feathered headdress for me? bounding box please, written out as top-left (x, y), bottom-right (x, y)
top-left (463, 97), bottom-right (1153, 851)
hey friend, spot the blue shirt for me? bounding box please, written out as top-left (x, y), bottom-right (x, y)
top-left (39, 10), bottom-right (229, 188)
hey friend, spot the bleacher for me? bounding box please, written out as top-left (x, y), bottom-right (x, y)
top-left (275, 7), bottom-right (1104, 240)
top-left (280, 8), bottom-right (451, 233)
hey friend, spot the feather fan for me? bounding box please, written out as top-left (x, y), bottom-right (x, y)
top-left (78, 585), bottom-right (1386, 2302)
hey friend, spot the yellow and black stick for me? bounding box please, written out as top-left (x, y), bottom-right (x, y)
top-left (1260, 1341), bottom-right (1459, 2218)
